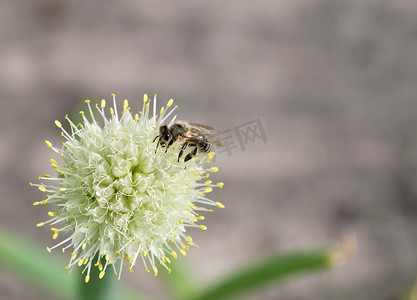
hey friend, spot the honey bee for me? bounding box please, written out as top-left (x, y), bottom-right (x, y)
top-left (154, 121), bottom-right (222, 162)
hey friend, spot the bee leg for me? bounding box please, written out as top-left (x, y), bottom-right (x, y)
top-left (165, 139), bottom-right (174, 153)
top-left (178, 142), bottom-right (189, 162)
top-left (153, 135), bottom-right (159, 143)
top-left (184, 146), bottom-right (198, 162)
top-left (154, 136), bottom-right (161, 153)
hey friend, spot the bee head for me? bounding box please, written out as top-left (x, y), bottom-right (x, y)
top-left (159, 125), bottom-right (171, 142)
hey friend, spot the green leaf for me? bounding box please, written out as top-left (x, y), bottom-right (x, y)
top-left (0, 228), bottom-right (149, 300)
top-left (193, 250), bottom-right (332, 300)
top-left (0, 228), bottom-right (77, 299)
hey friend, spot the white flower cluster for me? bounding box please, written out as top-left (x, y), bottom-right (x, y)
top-left (32, 94), bottom-right (224, 282)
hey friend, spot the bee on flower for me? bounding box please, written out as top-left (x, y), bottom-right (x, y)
top-left (31, 94), bottom-right (224, 282)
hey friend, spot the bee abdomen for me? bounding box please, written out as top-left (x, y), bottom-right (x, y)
top-left (200, 142), bottom-right (210, 153)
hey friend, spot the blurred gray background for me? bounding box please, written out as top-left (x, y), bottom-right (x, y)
top-left (1, 0), bottom-right (417, 299)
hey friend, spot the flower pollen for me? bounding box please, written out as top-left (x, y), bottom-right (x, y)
top-left (33, 94), bottom-right (223, 280)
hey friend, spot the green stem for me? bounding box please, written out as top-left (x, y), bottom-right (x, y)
top-left (80, 254), bottom-right (120, 300)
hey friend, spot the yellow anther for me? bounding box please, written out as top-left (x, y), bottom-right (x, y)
top-left (99, 271), bottom-right (105, 279)
top-left (204, 188), bottom-right (213, 193)
top-left (205, 180), bottom-right (212, 184)
top-left (167, 99), bottom-right (174, 107)
top-left (198, 216), bottom-right (205, 220)
top-left (179, 249), bottom-right (187, 256)
top-left (143, 251), bottom-right (147, 257)
top-left (152, 266), bottom-right (158, 276)
top-left (179, 220), bottom-right (184, 224)
top-left (105, 254), bottom-right (109, 261)
top-left (171, 251), bottom-right (178, 259)
top-left (33, 202), bottom-right (40, 206)
top-left (111, 93), bottom-right (116, 96)
top-left (189, 205), bottom-right (197, 209)
top-left (46, 247), bottom-right (51, 253)
top-left (165, 257), bottom-right (171, 264)
top-left (180, 244), bottom-right (186, 249)
top-left (38, 186), bottom-right (46, 192)
top-left (44, 173), bottom-right (51, 178)
top-left (146, 269), bottom-right (150, 272)
top-left (48, 211), bottom-right (54, 217)
top-left (175, 105), bottom-right (178, 108)
top-left (83, 257), bottom-right (89, 265)
top-left (62, 248), bottom-right (65, 253)
top-left (160, 107), bottom-right (164, 115)
top-left (41, 200), bottom-right (48, 205)
top-left (78, 260), bottom-right (83, 267)
top-left (168, 268), bottom-right (172, 274)
top-left (200, 225), bottom-right (208, 230)
top-left (82, 243), bottom-right (86, 250)
top-left (45, 140), bottom-right (52, 148)
top-left (101, 99), bottom-right (106, 108)
top-left (123, 99), bottom-right (129, 112)
top-left (207, 152), bottom-right (215, 160)
top-left (187, 235), bottom-right (193, 241)
top-left (55, 120), bottom-right (63, 128)
top-left (143, 94), bottom-right (148, 103)
top-left (71, 253), bottom-right (77, 259)
top-left (95, 103), bottom-right (98, 108)
top-left (217, 182), bottom-right (224, 188)
top-left (85, 99), bottom-right (90, 103)
top-left (191, 218), bottom-right (197, 222)
top-left (36, 222), bottom-right (44, 227)
top-left (210, 167), bottom-right (219, 173)
top-left (85, 276), bottom-right (90, 283)
top-left (59, 187), bottom-right (67, 191)
top-left (53, 232), bottom-right (58, 239)
top-left (109, 107), bottom-right (114, 115)
top-left (216, 202), bottom-right (225, 208)
top-left (98, 263), bottom-right (103, 271)
top-left (79, 111), bottom-right (84, 114)
top-left (145, 103), bottom-right (149, 110)
top-left (65, 264), bottom-right (70, 269)
top-left (134, 114), bottom-right (139, 120)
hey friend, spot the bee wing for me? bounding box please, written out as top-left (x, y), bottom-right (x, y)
top-left (181, 132), bottom-right (205, 139)
top-left (181, 131), bottom-right (223, 146)
top-left (188, 123), bottom-right (216, 131)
